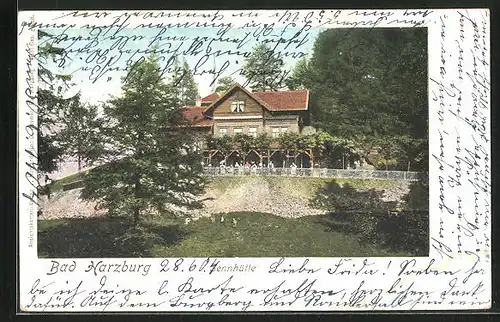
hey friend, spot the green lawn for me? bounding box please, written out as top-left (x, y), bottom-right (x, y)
top-left (38, 212), bottom-right (410, 258)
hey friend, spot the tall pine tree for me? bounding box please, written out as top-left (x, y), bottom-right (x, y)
top-left (80, 55), bottom-right (205, 226)
top-left (37, 30), bottom-right (75, 175)
top-left (172, 58), bottom-right (198, 106)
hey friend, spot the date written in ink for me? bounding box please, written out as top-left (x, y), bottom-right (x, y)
top-left (160, 258), bottom-right (222, 274)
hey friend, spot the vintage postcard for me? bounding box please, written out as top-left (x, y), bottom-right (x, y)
top-left (18, 9), bottom-right (490, 312)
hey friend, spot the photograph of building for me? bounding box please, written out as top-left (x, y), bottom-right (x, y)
top-left (35, 25), bottom-right (429, 259)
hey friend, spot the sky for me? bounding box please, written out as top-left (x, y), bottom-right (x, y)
top-left (41, 26), bottom-right (323, 104)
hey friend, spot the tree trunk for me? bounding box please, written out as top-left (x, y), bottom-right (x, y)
top-left (407, 161), bottom-right (411, 172)
top-left (342, 154), bottom-right (345, 169)
top-left (77, 154), bottom-right (82, 172)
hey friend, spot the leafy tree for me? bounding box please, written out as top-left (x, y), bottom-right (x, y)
top-left (233, 133), bottom-right (255, 152)
top-left (80, 55), bottom-right (205, 226)
top-left (57, 93), bottom-right (104, 171)
top-left (208, 136), bottom-right (233, 153)
top-left (295, 28), bottom-right (428, 171)
top-left (215, 76), bottom-right (235, 92)
top-left (243, 44), bottom-right (286, 92)
top-left (276, 132), bottom-right (299, 152)
top-left (254, 133), bottom-right (272, 150)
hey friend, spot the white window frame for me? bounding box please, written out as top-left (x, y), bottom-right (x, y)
top-left (280, 127), bottom-right (288, 133)
top-left (233, 127), bottom-right (243, 134)
top-left (231, 100), bottom-right (245, 113)
top-left (219, 128), bottom-right (228, 136)
top-left (249, 127), bottom-right (257, 137)
top-left (271, 127), bottom-right (280, 138)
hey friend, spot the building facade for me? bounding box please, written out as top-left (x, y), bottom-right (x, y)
top-left (182, 83), bottom-right (310, 138)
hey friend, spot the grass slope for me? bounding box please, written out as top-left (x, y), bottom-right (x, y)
top-left (38, 212), bottom-right (408, 258)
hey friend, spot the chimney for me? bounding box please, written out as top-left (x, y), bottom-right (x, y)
top-left (195, 94), bottom-right (201, 106)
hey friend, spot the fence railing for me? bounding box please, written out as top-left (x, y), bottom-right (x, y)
top-left (60, 167), bottom-right (424, 191)
top-left (202, 167), bottom-right (424, 181)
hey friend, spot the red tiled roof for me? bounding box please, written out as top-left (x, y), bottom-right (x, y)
top-left (181, 106), bottom-right (213, 127)
top-left (201, 93), bottom-right (220, 103)
top-left (253, 90), bottom-right (309, 111)
top-left (202, 85), bottom-right (309, 111)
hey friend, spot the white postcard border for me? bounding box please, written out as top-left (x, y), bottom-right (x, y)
top-left (17, 9), bottom-right (491, 312)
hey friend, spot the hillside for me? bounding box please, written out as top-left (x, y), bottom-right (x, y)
top-left (38, 176), bottom-right (411, 220)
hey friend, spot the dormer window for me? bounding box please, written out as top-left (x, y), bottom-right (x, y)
top-left (231, 100), bottom-right (245, 113)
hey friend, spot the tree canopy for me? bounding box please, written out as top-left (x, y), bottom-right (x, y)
top-left (37, 30), bottom-right (76, 174)
top-left (57, 93), bottom-right (104, 171)
top-left (243, 44), bottom-right (286, 92)
top-left (288, 28), bottom-right (428, 170)
top-left (176, 58), bottom-right (199, 106)
top-left (215, 76), bottom-right (235, 93)
top-left (80, 54), bottom-right (205, 225)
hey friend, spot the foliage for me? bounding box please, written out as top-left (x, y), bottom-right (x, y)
top-left (207, 135), bottom-right (233, 152)
top-left (288, 28), bottom-right (428, 171)
top-left (276, 132), bottom-right (299, 151)
top-left (254, 133), bottom-right (272, 149)
top-left (57, 93), bottom-right (104, 170)
top-left (80, 54), bottom-right (205, 226)
top-left (285, 57), bottom-right (310, 90)
top-left (175, 58), bottom-right (199, 106)
top-left (206, 131), bottom-right (366, 168)
top-left (37, 30), bottom-right (76, 174)
top-left (242, 43), bottom-right (286, 92)
top-left (369, 135), bottom-right (428, 170)
top-left (233, 133), bottom-right (254, 152)
top-left (215, 76), bottom-right (235, 92)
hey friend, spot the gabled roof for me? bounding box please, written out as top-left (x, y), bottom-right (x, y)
top-left (253, 90), bottom-right (309, 111)
top-left (181, 106), bottom-right (213, 127)
top-left (201, 83), bottom-right (309, 112)
top-left (201, 92), bottom-right (220, 103)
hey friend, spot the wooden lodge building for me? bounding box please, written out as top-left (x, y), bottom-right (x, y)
top-left (181, 83), bottom-right (316, 168)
